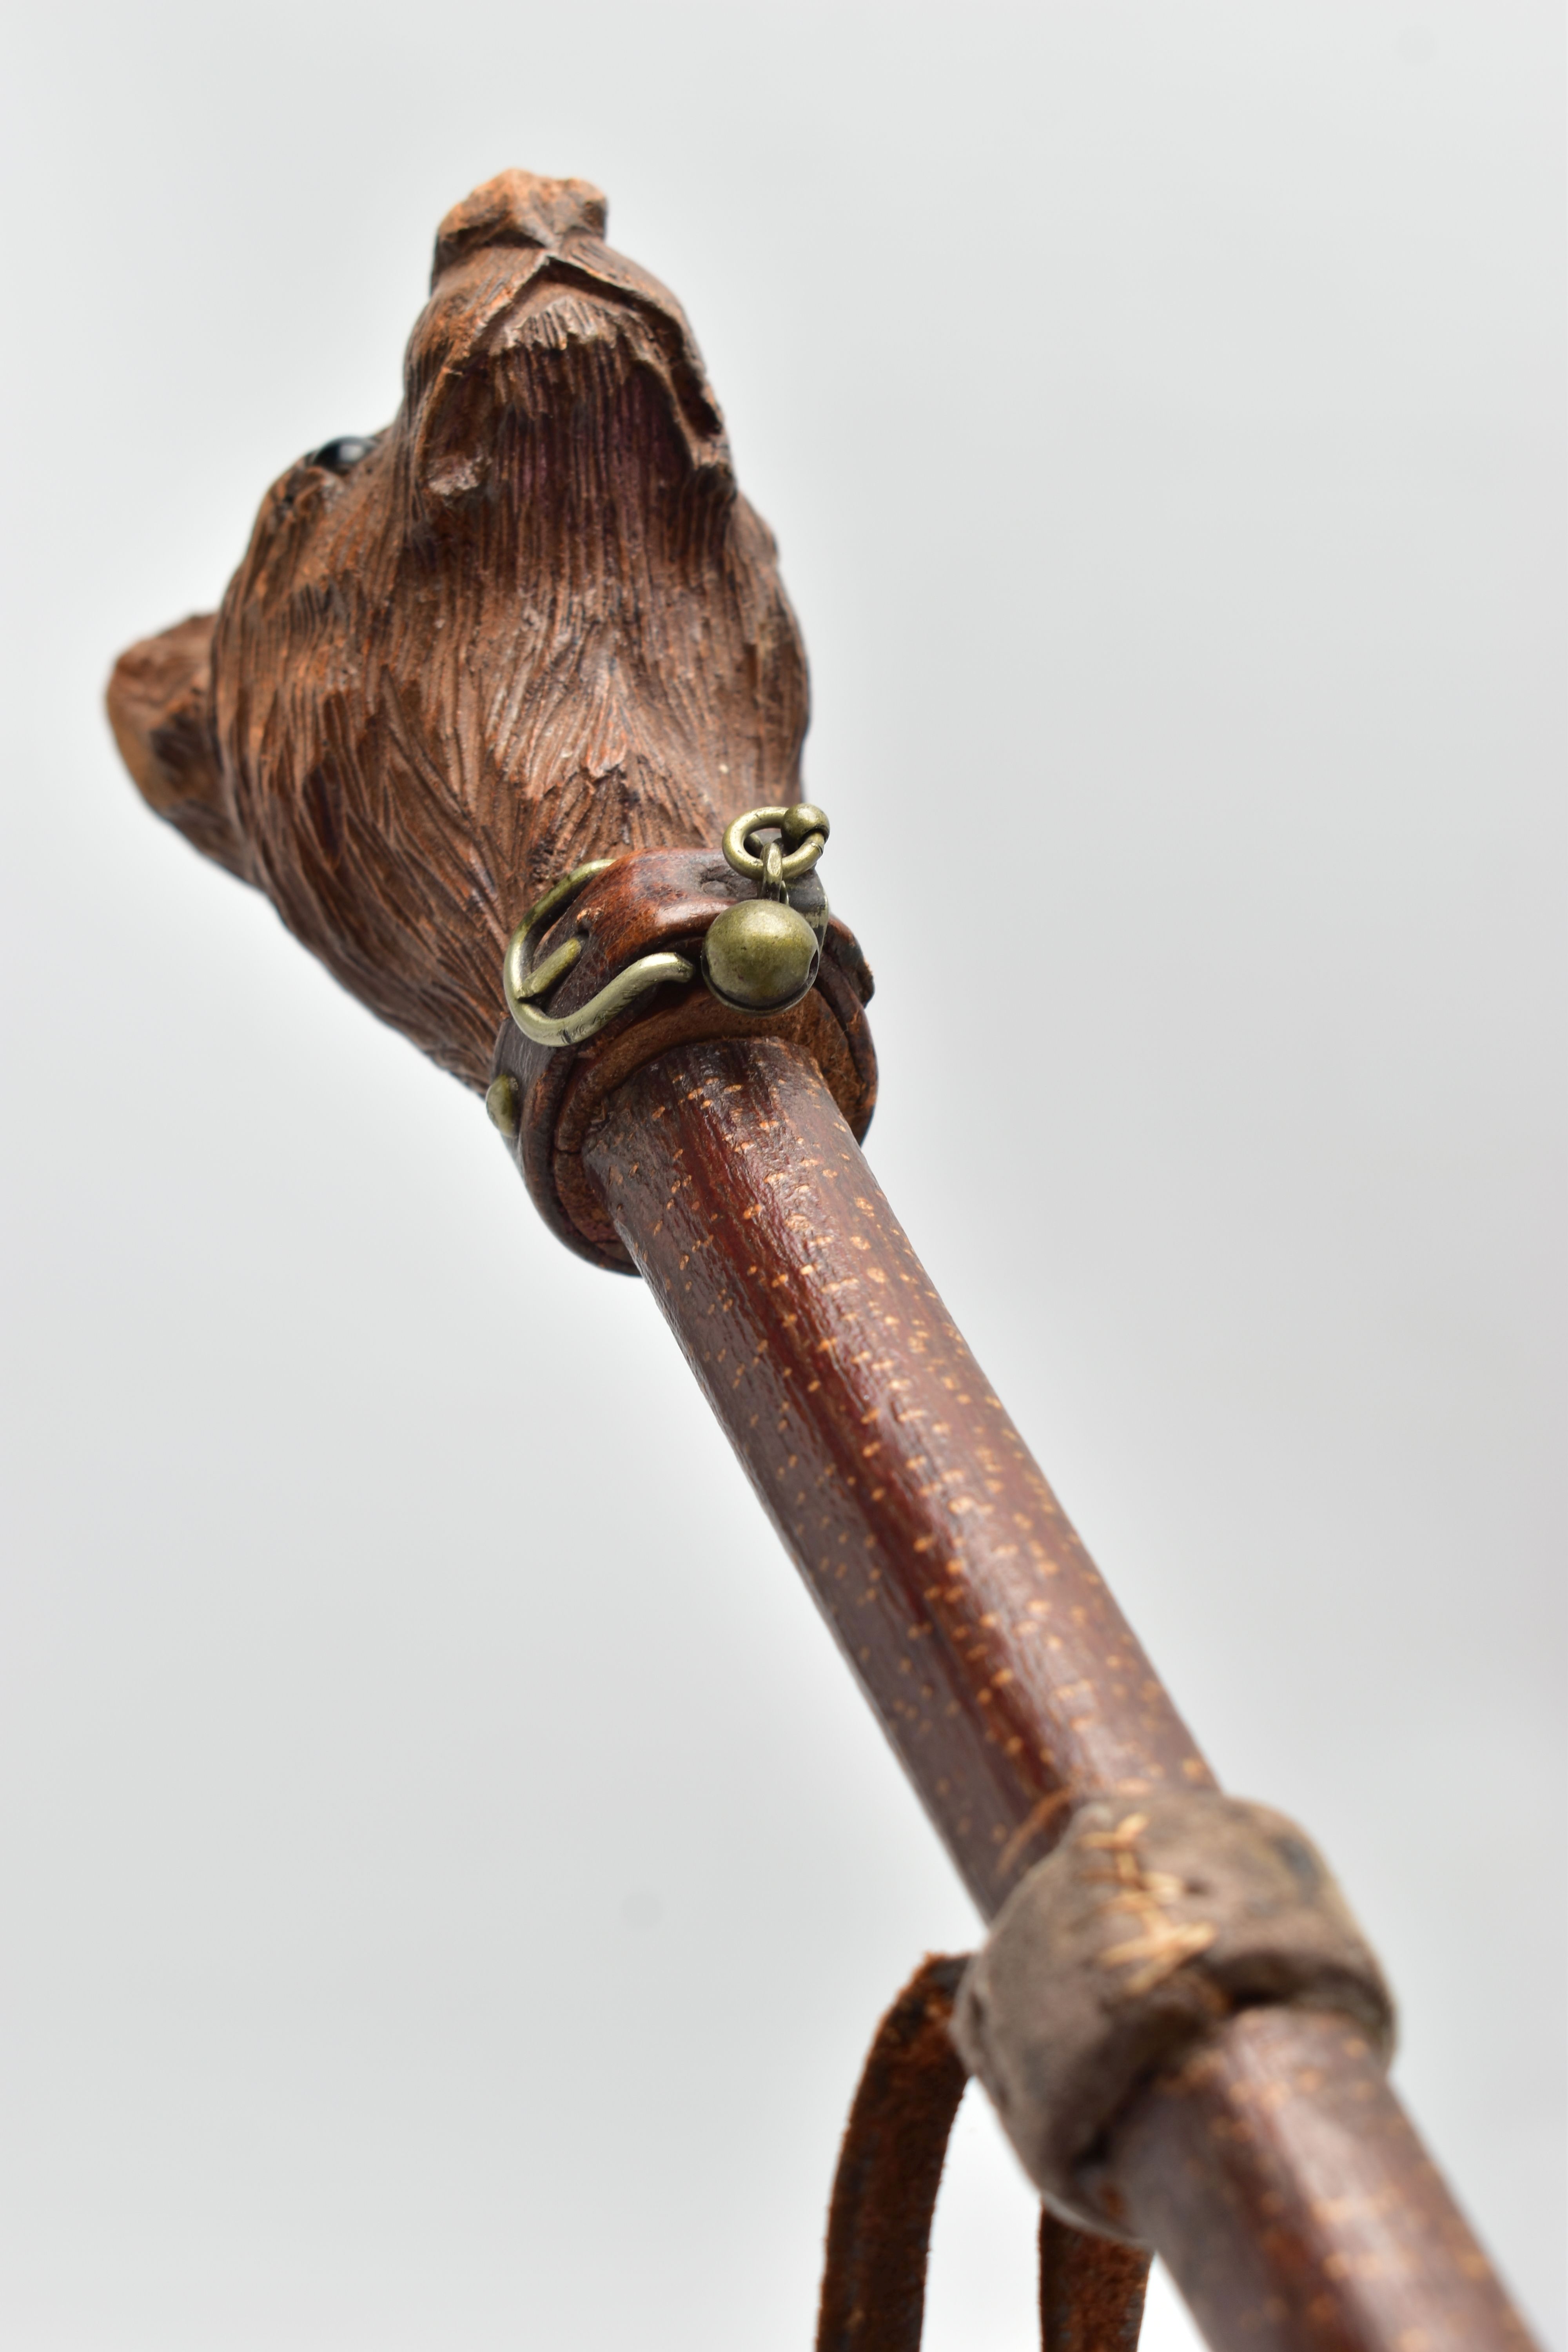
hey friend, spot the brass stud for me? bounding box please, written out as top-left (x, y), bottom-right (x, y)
top-left (485, 1074), bottom-right (521, 1140)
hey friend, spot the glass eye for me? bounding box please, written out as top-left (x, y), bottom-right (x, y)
top-left (308, 436), bottom-right (376, 474)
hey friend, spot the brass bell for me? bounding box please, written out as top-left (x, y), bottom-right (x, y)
top-left (702, 897), bottom-right (821, 1012)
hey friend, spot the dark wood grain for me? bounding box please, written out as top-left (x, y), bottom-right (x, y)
top-left (1113, 2009), bottom-right (1532, 2352)
top-left (104, 164), bottom-right (1538, 2352)
top-left (585, 1034), bottom-right (1212, 1912)
top-left (583, 1033), bottom-right (1534, 2352)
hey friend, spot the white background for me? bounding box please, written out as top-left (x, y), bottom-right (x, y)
top-left (0, 4), bottom-right (1562, 2348)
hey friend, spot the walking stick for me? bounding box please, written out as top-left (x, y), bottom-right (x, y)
top-left (106, 170), bottom-right (1537, 2352)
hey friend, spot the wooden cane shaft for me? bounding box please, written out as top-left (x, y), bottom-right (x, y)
top-left (585, 1033), bottom-right (1210, 1912)
top-left (1114, 2008), bottom-right (1531, 2352)
top-left (101, 164), bottom-right (1535, 2352)
top-left (583, 1033), bottom-right (1532, 2352)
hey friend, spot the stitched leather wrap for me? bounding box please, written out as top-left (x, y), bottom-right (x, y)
top-left (489, 846), bottom-right (877, 1271)
top-left (951, 1792), bottom-right (1395, 2237)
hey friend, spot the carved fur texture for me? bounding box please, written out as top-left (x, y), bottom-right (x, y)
top-left (107, 171), bottom-right (810, 1088)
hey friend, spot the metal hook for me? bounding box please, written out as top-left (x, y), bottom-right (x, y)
top-left (503, 859), bottom-right (695, 1049)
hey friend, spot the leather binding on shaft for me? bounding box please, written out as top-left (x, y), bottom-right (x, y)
top-left (488, 845), bottom-right (877, 1271)
top-left (952, 1792), bottom-right (1396, 2237)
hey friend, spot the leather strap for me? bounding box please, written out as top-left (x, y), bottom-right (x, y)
top-left (817, 1955), bottom-right (1152, 2352)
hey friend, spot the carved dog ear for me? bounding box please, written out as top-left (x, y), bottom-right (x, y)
top-left (106, 613), bottom-right (252, 882)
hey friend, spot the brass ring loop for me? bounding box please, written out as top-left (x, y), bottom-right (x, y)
top-left (721, 803), bottom-right (830, 890)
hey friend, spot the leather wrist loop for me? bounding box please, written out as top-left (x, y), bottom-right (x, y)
top-left (951, 1792), bottom-right (1395, 2238)
top-left (488, 846), bottom-right (877, 1271)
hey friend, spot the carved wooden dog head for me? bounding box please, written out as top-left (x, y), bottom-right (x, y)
top-left (107, 171), bottom-right (809, 1088)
